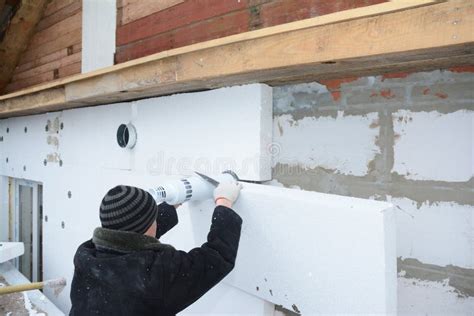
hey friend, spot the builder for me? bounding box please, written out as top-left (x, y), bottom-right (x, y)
top-left (69, 180), bottom-right (242, 315)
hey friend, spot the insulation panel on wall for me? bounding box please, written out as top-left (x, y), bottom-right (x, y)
top-left (162, 184), bottom-right (396, 314)
top-left (0, 84), bottom-right (272, 312)
top-left (0, 83), bottom-right (396, 314)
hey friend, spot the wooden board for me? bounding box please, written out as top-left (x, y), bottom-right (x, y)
top-left (0, 0), bottom-right (442, 97)
top-left (5, 72), bottom-right (55, 93)
top-left (5, 62), bottom-right (81, 93)
top-left (0, 0), bottom-right (49, 93)
top-left (120, 0), bottom-right (185, 25)
top-left (1, 1), bottom-right (473, 118)
top-left (43, 0), bottom-right (76, 17)
top-left (35, 0), bottom-right (81, 32)
top-left (14, 43), bottom-right (81, 74)
top-left (6, 0), bottom-right (82, 92)
top-left (11, 53), bottom-right (81, 82)
top-left (29, 11), bottom-right (81, 47)
top-left (116, 0), bottom-right (247, 47)
top-left (17, 28), bottom-right (82, 64)
top-left (115, 0), bottom-right (388, 62)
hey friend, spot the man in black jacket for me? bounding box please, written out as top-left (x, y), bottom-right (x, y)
top-left (70, 180), bottom-right (243, 315)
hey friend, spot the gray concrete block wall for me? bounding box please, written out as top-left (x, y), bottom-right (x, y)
top-left (271, 68), bottom-right (474, 313)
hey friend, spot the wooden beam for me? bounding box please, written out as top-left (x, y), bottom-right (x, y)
top-left (0, 0), bottom-right (49, 94)
top-left (0, 0), bottom-right (473, 118)
top-left (121, 0), bottom-right (184, 25)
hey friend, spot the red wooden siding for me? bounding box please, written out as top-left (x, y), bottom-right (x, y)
top-left (115, 0), bottom-right (387, 64)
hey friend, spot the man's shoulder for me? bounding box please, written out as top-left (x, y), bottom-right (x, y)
top-left (74, 239), bottom-right (94, 255)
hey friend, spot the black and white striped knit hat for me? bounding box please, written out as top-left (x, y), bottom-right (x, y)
top-left (99, 185), bottom-right (158, 234)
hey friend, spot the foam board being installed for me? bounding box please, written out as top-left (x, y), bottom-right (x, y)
top-left (161, 183), bottom-right (397, 314)
top-left (132, 84), bottom-right (273, 180)
top-left (181, 283), bottom-right (274, 315)
top-left (58, 84), bottom-right (272, 181)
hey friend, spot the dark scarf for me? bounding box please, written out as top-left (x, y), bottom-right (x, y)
top-left (92, 227), bottom-right (174, 253)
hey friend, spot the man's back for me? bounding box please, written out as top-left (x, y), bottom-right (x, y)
top-left (70, 204), bottom-right (242, 316)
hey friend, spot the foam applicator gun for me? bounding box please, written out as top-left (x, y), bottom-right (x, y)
top-left (148, 170), bottom-right (239, 205)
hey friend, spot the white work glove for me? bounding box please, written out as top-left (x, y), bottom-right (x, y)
top-left (213, 180), bottom-right (243, 204)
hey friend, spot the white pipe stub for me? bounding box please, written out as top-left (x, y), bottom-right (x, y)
top-left (116, 123), bottom-right (137, 149)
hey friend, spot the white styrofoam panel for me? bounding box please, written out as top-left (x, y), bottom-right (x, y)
top-left (391, 197), bottom-right (474, 269)
top-left (0, 85), bottom-right (273, 312)
top-left (273, 111), bottom-right (380, 176)
top-left (0, 139), bottom-right (398, 315)
top-left (82, 0), bottom-right (116, 73)
top-left (61, 84), bottom-right (272, 180)
top-left (133, 84), bottom-right (272, 181)
top-left (180, 283), bottom-right (274, 315)
top-left (60, 102), bottom-right (133, 170)
top-left (0, 115), bottom-right (51, 181)
top-left (392, 110), bottom-right (474, 182)
top-left (0, 242), bottom-right (24, 263)
top-left (168, 184), bottom-right (396, 314)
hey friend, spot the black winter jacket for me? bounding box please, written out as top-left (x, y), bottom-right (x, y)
top-left (70, 203), bottom-right (242, 316)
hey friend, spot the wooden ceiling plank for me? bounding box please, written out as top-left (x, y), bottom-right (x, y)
top-left (0, 0), bottom-right (49, 93)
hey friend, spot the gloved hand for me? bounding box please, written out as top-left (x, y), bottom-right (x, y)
top-left (214, 180), bottom-right (243, 205)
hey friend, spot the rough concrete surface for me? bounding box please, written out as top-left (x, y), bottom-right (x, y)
top-left (272, 68), bottom-right (474, 314)
top-left (399, 258), bottom-right (474, 297)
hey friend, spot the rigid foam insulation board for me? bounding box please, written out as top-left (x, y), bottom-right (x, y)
top-left (0, 84), bottom-right (272, 312)
top-left (161, 184), bottom-right (397, 314)
top-left (59, 84), bottom-right (272, 181)
top-left (0, 242), bottom-right (24, 263)
top-left (181, 283), bottom-right (274, 315)
top-left (82, 0), bottom-right (116, 73)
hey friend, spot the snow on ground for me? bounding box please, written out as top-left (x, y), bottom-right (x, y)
top-left (23, 291), bottom-right (46, 315)
top-left (0, 276), bottom-right (47, 315)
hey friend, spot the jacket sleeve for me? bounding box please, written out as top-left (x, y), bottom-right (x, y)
top-left (155, 202), bottom-right (179, 239)
top-left (161, 205), bottom-right (242, 313)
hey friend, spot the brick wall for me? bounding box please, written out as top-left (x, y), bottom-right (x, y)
top-left (115, 0), bottom-right (386, 63)
top-left (5, 0), bottom-right (82, 93)
top-left (271, 66), bottom-right (474, 314)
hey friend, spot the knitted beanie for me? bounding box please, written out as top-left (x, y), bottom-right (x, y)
top-left (99, 185), bottom-right (158, 234)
